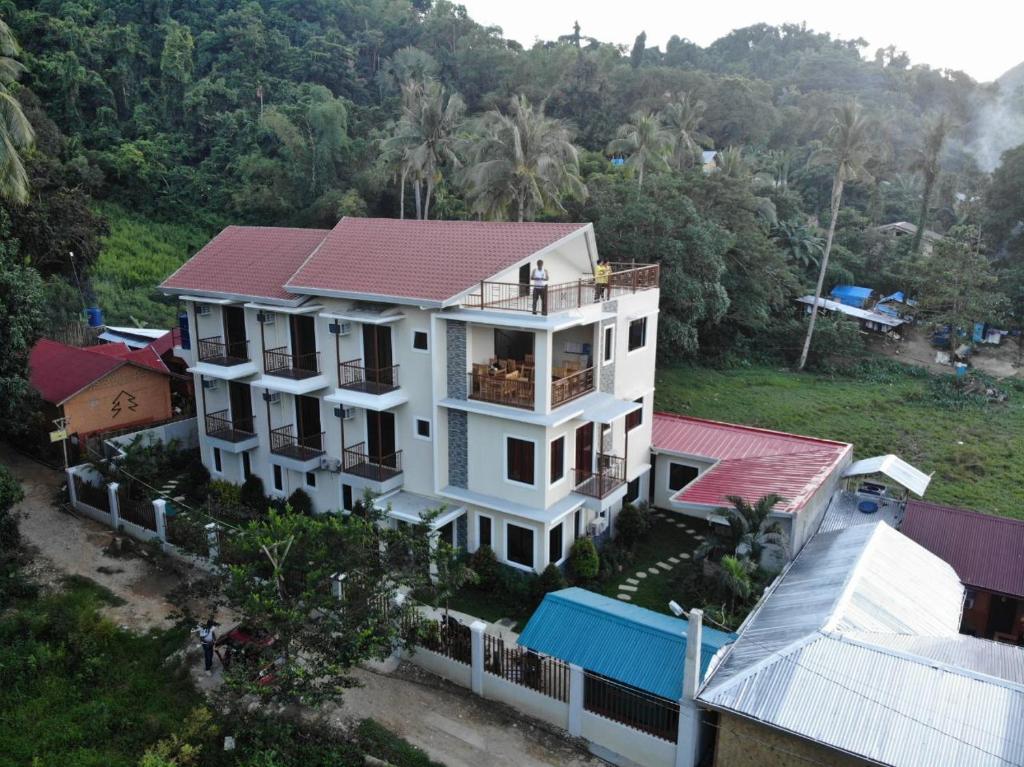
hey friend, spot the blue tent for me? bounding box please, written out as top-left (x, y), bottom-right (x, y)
top-left (830, 285), bottom-right (874, 308)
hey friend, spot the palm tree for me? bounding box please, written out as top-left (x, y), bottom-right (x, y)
top-left (662, 94), bottom-right (708, 170)
top-left (797, 102), bottom-right (874, 371)
top-left (382, 79), bottom-right (464, 220)
top-left (908, 113), bottom-right (950, 255)
top-left (716, 146), bottom-right (749, 180)
top-left (461, 95), bottom-right (586, 222)
top-left (696, 493), bottom-right (788, 564)
top-left (771, 219), bottom-right (824, 270)
top-left (0, 17), bottom-right (35, 204)
top-left (715, 555), bottom-right (755, 612)
top-left (607, 111), bottom-right (672, 189)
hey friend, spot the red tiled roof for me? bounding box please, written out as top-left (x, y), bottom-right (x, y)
top-left (286, 217), bottom-right (587, 304)
top-left (901, 501), bottom-right (1024, 598)
top-left (159, 226), bottom-right (330, 302)
top-left (651, 412), bottom-right (851, 513)
top-left (29, 339), bottom-right (170, 405)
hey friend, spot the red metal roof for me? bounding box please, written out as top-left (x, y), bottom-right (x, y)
top-left (901, 501), bottom-right (1024, 598)
top-left (286, 217), bottom-right (587, 304)
top-left (160, 226), bottom-right (330, 302)
top-left (29, 339), bottom-right (170, 405)
top-left (651, 412), bottom-right (851, 513)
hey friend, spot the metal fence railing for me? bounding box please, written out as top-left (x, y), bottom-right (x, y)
top-left (417, 616), bottom-right (472, 665)
top-left (483, 633), bottom-right (570, 702)
top-left (583, 671), bottom-right (680, 742)
top-left (263, 346), bottom-right (320, 378)
top-left (74, 476), bottom-right (109, 511)
top-left (342, 442), bottom-right (403, 482)
top-left (573, 454), bottom-right (627, 499)
top-left (197, 335), bottom-right (249, 365)
top-left (337, 358), bottom-right (400, 393)
top-left (117, 487), bottom-right (157, 531)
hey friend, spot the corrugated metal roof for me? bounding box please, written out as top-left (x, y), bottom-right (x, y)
top-left (699, 522), bottom-right (1024, 767)
top-left (901, 501), bottom-right (1024, 598)
top-left (518, 588), bottom-right (734, 700)
top-left (843, 455), bottom-right (932, 496)
top-left (651, 413), bottom-right (851, 514)
top-left (797, 295), bottom-right (906, 326)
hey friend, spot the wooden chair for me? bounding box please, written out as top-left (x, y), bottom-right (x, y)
top-left (524, 354), bottom-right (535, 365)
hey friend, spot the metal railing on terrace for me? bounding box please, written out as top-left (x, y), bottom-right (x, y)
top-left (342, 441), bottom-right (403, 482)
top-left (573, 455), bottom-right (626, 499)
top-left (462, 263), bottom-right (660, 316)
top-left (263, 346), bottom-right (320, 379)
top-left (197, 336), bottom-right (250, 366)
top-left (337, 358), bottom-right (400, 394)
top-left (204, 409), bottom-right (255, 442)
top-left (269, 424), bottom-right (324, 461)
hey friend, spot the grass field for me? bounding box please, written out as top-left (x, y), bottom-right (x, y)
top-left (91, 204), bottom-right (222, 328)
top-left (655, 364), bottom-right (1024, 519)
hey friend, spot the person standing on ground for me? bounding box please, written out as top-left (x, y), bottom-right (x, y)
top-left (594, 259), bottom-right (611, 301)
top-left (531, 259), bottom-right (549, 315)
top-left (197, 619), bottom-right (216, 676)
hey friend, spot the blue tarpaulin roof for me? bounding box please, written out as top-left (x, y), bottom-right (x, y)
top-left (517, 588), bottom-right (735, 700)
top-left (830, 285), bottom-right (873, 307)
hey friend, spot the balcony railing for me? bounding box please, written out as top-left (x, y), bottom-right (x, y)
top-left (270, 424), bottom-right (324, 461)
top-left (463, 263), bottom-right (660, 315)
top-left (574, 455), bottom-right (626, 499)
top-left (338, 358), bottom-right (400, 394)
top-left (552, 366), bottom-right (595, 408)
top-left (205, 409), bottom-right (255, 442)
top-left (198, 336), bottom-right (250, 366)
top-left (263, 346), bottom-right (320, 379)
top-left (342, 441), bottom-right (403, 482)
top-left (468, 372), bottom-right (535, 409)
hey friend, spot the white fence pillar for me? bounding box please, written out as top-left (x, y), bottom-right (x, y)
top-left (205, 522), bottom-right (220, 561)
top-left (107, 482), bottom-right (121, 529)
top-left (470, 620), bottom-right (486, 696)
top-left (330, 572), bottom-right (346, 601)
top-left (66, 468), bottom-right (78, 507)
top-left (152, 499), bottom-right (168, 543)
top-left (568, 663), bottom-right (584, 737)
top-left (675, 608), bottom-right (703, 767)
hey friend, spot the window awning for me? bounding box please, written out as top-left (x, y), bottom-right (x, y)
top-left (842, 455), bottom-right (932, 496)
top-left (579, 392), bottom-right (642, 424)
top-left (374, 491), bottom-right (463, 529)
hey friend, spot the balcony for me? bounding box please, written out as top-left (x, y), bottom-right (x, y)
top-left (338, 358), bottom-right (400, 394)
top-left (342, 442), bottom-right (404, 491)
top-left (574, 455), bottom-right (626, 500)
top-left (263, 347), bottom-right (320, 380)
top-left (463, 263), bottom-right (660, 316)
top-left (468, 364), bottom-right (535, 410)
top-left (552, 366), bottom-right (595, 408)
top-left (198, 336), bottom-right (249, 366)
top-left (205, 409), bottom-right (258, 452)
top-left (270, 424), bottom-right (325, 471)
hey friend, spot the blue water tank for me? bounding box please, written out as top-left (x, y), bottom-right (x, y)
top-left (86, 307), bottom-right (104, 327)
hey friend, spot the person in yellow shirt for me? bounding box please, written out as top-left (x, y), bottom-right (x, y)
top-left (594, 259), bottom-right (611, 300)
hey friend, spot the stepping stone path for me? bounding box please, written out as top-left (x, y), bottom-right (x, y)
top-left (626, 578), bottom-right (639, 585)
top-left (618, 584), bottom-right (638, 592)
top-left (668, 557), bottom-right (680, 564)
top-left (656, 562), bottom-right (672, 571)
top-left (686, 529), bottom-right (697, 534)
top-left (679, 552), bottom-right (691, 560)
top-left (694, 535), bottom-right (705, 541)
top-left (611, 516), bottom-right (705, 605)
top-left (648, 567), bottom-right (660, 575)
top-left (635, 571), bottom-right (648, 579)
top-left (617, 594), bottom-right (632, 601)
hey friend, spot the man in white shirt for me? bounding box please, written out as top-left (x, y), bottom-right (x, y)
top-left (197, 619), bottom-right (216, 676)
top-left (531, 259), bottom-right (549, 315)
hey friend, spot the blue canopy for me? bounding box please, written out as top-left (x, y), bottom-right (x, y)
top-left (518, 588), bottom-right (735, 700)
top-left (830, 285), bottom-right (874, 308)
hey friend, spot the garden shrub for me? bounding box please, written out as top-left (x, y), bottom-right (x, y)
top-left (239, 474), bottom-right (267, 511)
top-left (183, 458), bottom-right (210, 503)
top-left (615, 502), bottom-right (651, 550)
top-left (536, 563), bottom-right (567, 596)
top-left (569, 537), bottom-right (599, 582)
top-left (597, 541), bottom-right (634, 583)
top-left (286, 487), bottom-right (314, 516)
top-left (468, 544), bottom-right (500, 590)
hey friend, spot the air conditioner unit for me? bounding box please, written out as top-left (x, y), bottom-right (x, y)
top-left (328, 321), bottom-right (352, 336)
top-left (201, 378), bottom-right (220, 391)
top-left (195, 304), bottom-right (211, 317)
top-left (262, 391), bottom-right (281, 405)
top-left (333, 406), bottom-right (356, 420)
top-left (587, 519), bottom-right (608, 537)
top-left (256, 311), bottom-right (275, 325)
top-left (320, 456), bottom-right (342, 472)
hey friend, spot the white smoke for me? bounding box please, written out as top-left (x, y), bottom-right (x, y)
top-left (968, 86), bottom-right (1024, 172)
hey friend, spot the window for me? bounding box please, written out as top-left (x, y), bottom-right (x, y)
top-left (342, 483), bottom-right (353, 512)
top-left (574, 509), bottom-right (582, 538)
top-left (415, 418), bottom-right (431, 439)
top-left (625, 477), bottom-right (640, 503)
top-left (628, 317), bottom-right (647, 351)
top-left (603, 325), bottom-right (614, 363)
top-left (548, 522), bottom-right (564, 564)
top-left (242, 451), bottom-right (252, 479)
top-left (273, 464), bottom-right (283, 492)
top-left (506, 437), bottom-right (535, 485)
top-left (507, 523), bottom-right (534, 568)
top-left (439, 521), bottom-right (454, 547)
top-left (625, 397), bottom-right (643, 432)
top-left (413, 330), bottom-right (429, 351)
top-left (669, 462), bottom-right (699, 491)
top-left (213, 447), bottom-right (222, 473)
top-left (306, 471), bottom-right (316, 488)
top-left (478, 515), bottom-right (492, 548)
top-left (550, 436), bottom-right (565, 483)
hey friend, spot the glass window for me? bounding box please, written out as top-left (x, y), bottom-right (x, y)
top-left (574, 509), bottom-right (582, 538)
top-left (550, 436), bottom-right (565, 483)
top-left (242, 451), bottom-right (252, 479)
top-left (416, 418), bottom-right (431, 439)
top-left (413, 331), bottom-right (428, 351)
top-left (548, 522), bottom-right (563, 564)
top-left (273, 464), bottom-right (283, 491)
top-left (507, 523), bottom-right (534, 568)
top-left (669, 463), bottom-right (699, 491)
top-left (306, 471), bottom-right (316, 487)
top-left (506, 437), bottom-right (535, 485)
top-left (626, 397), bottom-right (643, 431)
top-left (603, 326), bottom-right (614, 363)
top-left (625, 477), bottom-right (641, 503)
top-left (479, 516), bottom-right (492, 548)
top-left (213, 447), bottom-right (222, 473)
top-left (342, 483), bottom-right (353, 511)
top-left (628, 317), bottom-right (647, 351)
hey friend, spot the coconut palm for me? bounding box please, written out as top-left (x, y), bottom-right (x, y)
top-left (607, 111), bottom-right (672, 189)
top-left (716, 146), bottom-right (749, 180)
top-left (696, 494), bottom-right (789, 563)
top-left (715, 555), bottom-right (756, 612)
top-left (908, 113), bottom-right (950, 254)
top-left (797, 102), bottom-right (874, 371)
top-left (0, 17), bottom-right (35, 204)
top-left (662, 93), bottom-right (708, 170)
top-left (461, 95), bottom-right (586, 222)
top-left (771, 219), bottom-right (824, 270)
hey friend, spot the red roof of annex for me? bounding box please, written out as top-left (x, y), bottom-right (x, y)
top-left (29, 339), bottom-right (170, 405)
top-left (900, 500), bottom-right (1024, 598)
top-left (651, 412), bottom-right (851, 513)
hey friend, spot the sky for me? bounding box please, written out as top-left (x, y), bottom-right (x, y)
top-left (456, 0), bottom-right (1023, 83)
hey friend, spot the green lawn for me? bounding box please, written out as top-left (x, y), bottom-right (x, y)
top-left (91, 204), bottom-right (223, 328)
top-left (655, 364), bottom-right (1024, 519)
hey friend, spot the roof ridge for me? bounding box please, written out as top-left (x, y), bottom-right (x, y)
top-left (551, 589), bottom-right (693, 643)
top-left (653, 411), bottom-right (851, 449)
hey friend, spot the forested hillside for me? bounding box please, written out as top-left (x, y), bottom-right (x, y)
top-left (2, 1), bottom-right (1023, 363)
